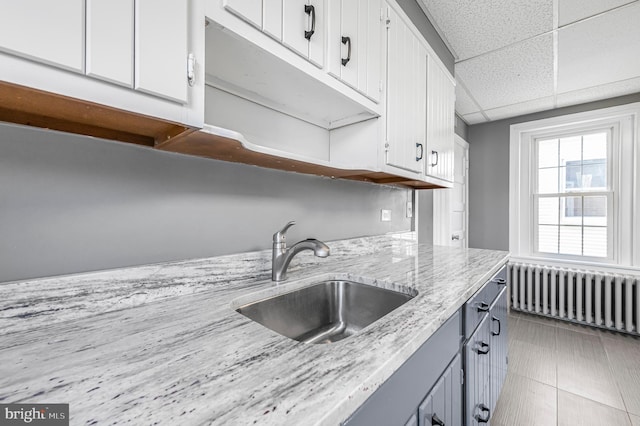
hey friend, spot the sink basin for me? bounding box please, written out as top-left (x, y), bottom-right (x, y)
top-left (236, 280), bottom-right (416, 344)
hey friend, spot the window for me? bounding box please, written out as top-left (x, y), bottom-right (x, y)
top-left (534, 130), bottom-right (612, 260)
top-left (509, 102), bottom-right (640, 269)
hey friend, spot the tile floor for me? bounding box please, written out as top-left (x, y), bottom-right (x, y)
top-left (492, 310), bottom-right (640, 426)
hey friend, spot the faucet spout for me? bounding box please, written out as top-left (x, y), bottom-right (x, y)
top-left (271, 222), bottom-right (330, 282)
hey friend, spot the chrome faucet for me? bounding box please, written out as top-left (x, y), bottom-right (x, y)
top-left (272, 221), bottom-right (330, 282)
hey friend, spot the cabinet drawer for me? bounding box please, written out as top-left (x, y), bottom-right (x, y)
top-left (464, 266), bottom-right (507, 339)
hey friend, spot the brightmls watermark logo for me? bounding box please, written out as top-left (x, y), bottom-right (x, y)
top-left (1, 404), bottom-right (68, 425)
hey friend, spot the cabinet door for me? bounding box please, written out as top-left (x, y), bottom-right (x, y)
top-left (135, 0), bottom-right (188, 103)
top-left (86, 0), bottom-right (134, 87)
top-left (0, 0), bottom-right (84, 72)
top-left (362, 0), bottom-right (382, 102)
top-left (283, 0), bottom-right (324, 66)
top-left (223, 0), bottom-right (262, 29)
top-left (328, 0), bottom-right (381, 100)
top-left (490, 287), bottom-right (508, 411)
top-left (385, 7), bottom-right (425, 174)
top-left (465, 314), bottom-right (492, 425)
top-left (426, 55), bottom-right (455, 182)
top-left (307, 0), bottom-right (325, 67)
top-left (418, 354), bottom-right (462, 426)
top-left (263, 0), bottom-right (283, 40)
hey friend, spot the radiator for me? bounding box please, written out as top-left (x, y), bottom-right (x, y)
top-left (508, 262), bottom-right (640, 336)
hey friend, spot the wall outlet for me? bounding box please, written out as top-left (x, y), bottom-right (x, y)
top-left (381, 209), bottom-right (391, 222)
top-left (406, 201), bottom-right (413, 218)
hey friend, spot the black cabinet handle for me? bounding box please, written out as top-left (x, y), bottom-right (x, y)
top-left (492, 316), bottom-right (501, 336)
top-left (476, 341), bottom-right (490, 355)
top-left (304, 4), bottom-right (316, 40)
top-left (493, 277), bottom-right (507, 285)
top-left (477, 302), bottom-right (490, 312)
top-left (430, 150), bottom-right (439, 167)
top-left (475, 404), bottom-right (490, 423)
top-left (431, 413), bottom-right (445, 426)
top-left (341, 36), bottom-right (351, 66)
top-left (416, 143), bottom-right (424, 161)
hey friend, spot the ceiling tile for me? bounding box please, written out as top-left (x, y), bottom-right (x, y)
top-left (484, 97), bottom-right (556, 121)
top-left (558, 0), bottom-right (636, 26)
top-left (455, 34), bottom-right (555, 110)
top-left (419, 0), bottom-right (553, 60)
top-left (556, 77), bottom-right (640, 107)
top-left (462, 112), bottom-right (487, 124)
top-left (557, 2), bottom-right (640, 93)
top-left (455, 83), bottom-right (480, 115)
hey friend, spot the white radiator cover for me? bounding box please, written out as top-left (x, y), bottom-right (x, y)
top-left (508, 262), bottom-right (640, 336)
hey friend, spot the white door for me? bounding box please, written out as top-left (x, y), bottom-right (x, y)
top-left (433, 134), bottom-right (469, 247)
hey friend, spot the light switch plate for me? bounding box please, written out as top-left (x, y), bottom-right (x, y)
top-left (406, 201), bottom-right (413, 218)
top-left (381, 209), bottom-right (391, 222)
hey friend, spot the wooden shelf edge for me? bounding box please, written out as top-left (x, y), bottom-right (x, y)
top-left (0, 81), bottom-right (192, 147)
top-left (156, 130), bottom-right (442, 189)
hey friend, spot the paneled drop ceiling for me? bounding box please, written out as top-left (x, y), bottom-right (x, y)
top-left (417, 0), bottom-right (640, 124)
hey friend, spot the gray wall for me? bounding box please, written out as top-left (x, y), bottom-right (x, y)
top-left (468, 92), bottom-right (640, 251)
top-left (0, 122), bottom-right (412, 282)
top-left (396, 0), bottom-right (454, 75)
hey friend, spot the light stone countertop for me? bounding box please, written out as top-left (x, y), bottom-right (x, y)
top-left (0, 233), bottom-right (509, 425)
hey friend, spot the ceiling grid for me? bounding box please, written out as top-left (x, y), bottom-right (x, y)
top-left (419, 0), bottom-right (640, 124)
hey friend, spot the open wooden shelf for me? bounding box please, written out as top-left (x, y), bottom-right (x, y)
top-left (0, 82), bottom-right (439, 189)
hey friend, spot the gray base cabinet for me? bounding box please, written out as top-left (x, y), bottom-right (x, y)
top-left (344, 265), bottom-right (508, 426)
top-left (418, 354), bottom-right (462, 426)
top-left (464, 266), bottom-right (508, 425)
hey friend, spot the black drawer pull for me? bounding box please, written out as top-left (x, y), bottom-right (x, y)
top-left (491, 316), bottom-right (501, 336)
top-left (477, 302), bottom-right (490, 312)
top-left (475, 404), bottom-right (490, 423)
top-left (476, 341), bottom-right (490, 355)
top-left (493, 277), bottom-right (507, 285)
top-left (431, 413), bottom-right (445, 426)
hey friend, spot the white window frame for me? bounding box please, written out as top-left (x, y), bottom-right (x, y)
top-left (509, 102), bottom-right (639, 271)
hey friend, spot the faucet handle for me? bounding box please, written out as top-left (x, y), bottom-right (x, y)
top-left (273, 221), bottom-right (296, 244)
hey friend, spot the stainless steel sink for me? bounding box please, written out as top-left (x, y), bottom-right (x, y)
top-left (236, 280), bottom-right (416, 344)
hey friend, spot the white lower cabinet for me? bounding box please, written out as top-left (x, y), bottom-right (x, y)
top-left (0, 0), bottom-right (85, 72)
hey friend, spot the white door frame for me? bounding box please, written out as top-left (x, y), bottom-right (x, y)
top-left (433, 134), bottom-right (469, 247)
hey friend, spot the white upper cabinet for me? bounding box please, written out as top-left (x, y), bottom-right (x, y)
top-left (263, 0), bottom-right (284, 40)
top-left (384, 6), bottom-right (426, 174)
top-left (426, 55), bottom-right (455, 183)
top-left (86, 0), bottom-right (134, 87)
top-left (135, 0), bottom-right (188, 103)
top-left (223, 0), bottom-right (262, 29)
top-left (327, 0), bottom-right (382, 102)
top-left (282, 0), bottom-right (325, 67)
top-left (0, 0), bottom-right (85, 72)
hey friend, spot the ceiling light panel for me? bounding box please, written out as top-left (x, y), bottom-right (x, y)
top-left (456, 34), bottom-right (555, 110)
top-left (557, 2), bottom-right (640, 93)
top-left (419, 0), bottom-right (553, 60)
